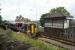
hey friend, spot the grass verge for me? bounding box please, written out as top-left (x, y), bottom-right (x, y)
top-left (8, 31), bottom-right (68, 50)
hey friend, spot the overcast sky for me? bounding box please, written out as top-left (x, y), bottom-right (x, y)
top-left (0, 0), bottom-right (75, 21)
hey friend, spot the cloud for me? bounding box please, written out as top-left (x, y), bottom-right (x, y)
top-left (1, 0), bottom-right (75, 21)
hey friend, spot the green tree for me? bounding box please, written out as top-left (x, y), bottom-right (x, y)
top-left (40, 13), bottom-right (48, 27)
top-left (0, 15), bottom-right (2, 23)
top-left (50, 7), bottom-right (70, 16)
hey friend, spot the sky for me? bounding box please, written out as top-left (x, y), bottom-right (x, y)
top-left (0, 0), bottom-right (75, 21)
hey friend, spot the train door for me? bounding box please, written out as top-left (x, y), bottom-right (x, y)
top-left (24, 24), bottom-right (27, 32)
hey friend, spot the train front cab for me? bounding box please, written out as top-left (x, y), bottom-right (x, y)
top-left (16, 22), bottom-right (38, 37)
top-left (26, 23), bottom-right (38, 37)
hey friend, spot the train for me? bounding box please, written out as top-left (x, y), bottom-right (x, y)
top-left (3, 21), bottom-right (44, 37)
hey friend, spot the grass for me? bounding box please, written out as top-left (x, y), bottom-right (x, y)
top-left (7, 31), bottom-right (69, 50)
top-left (0, 28), bottom-right (5, 34)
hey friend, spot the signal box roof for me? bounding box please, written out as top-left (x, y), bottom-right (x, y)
top-left (43, 13), bottom-right (73, 18)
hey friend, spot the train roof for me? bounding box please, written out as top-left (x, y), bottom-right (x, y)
top-left (5, 21), bottom-right (37, 25)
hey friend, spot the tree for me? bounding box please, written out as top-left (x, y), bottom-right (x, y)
top-left (40, 17), bottom-right (44, 27)
top-left (40, 13), bottom-right (48, 27)
top-left (50, 7), bottom-right (70, 16)
top-left (0, 15), bottom-right (2, 23)
top-left (40, 7), bottom-right (70, 27)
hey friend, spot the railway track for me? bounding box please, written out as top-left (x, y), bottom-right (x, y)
top-left (39, 32), bottom-right (75, 46)
top-left (40, 34), bottom-right (75, 46)
top-left (38, 34), bottom-right (75, 50)
top-left (38, 37), bottom-right (75, 50)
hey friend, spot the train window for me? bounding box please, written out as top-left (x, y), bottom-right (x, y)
top-left (16, 23), bottom-right (22, 27)
top-left (24, 24), bottom-right (27, 31)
